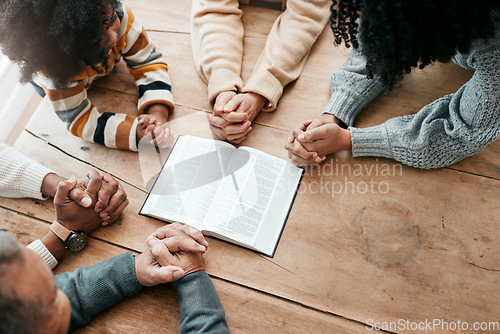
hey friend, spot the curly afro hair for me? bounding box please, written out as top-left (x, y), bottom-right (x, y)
top-left (330, 0), bottom-right (499, 87)
top-left (0, 0), bottom-right (119, 88)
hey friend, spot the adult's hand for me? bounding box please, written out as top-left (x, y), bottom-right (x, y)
top-left (208, 91), bottom-right (265, 144)
top-left (135, 224), bottom-right (208, 286)
top-left (42, 169), bottom-right (128, 225)
top-left (148, 223), bottom-right (209, 253)
top-left (297, 123), bottom-right (352, 157)
top-left (285, 120), bottom-right (320, 166)
top-left (54, 179), bottom-right (102, 234)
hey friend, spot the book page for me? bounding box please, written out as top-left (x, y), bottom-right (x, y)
top-left (203, 147), bottom-right (298, 248)
top-left (140, 135), bottom-right (236, 230)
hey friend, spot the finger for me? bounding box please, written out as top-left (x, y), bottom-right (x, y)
top-left (289, 152), bottom-right (318, 167)
top-left (54, 178), bottom-right (78, 206)
top-left (154, 265), bottom-right (185, 282)
top-left (155, 235), bottom-right (207, 253)
top-left (226, 125), bottom-right (252, 142)
top-left (292, 127), bottom-right (306, 141)
top-left (94, 173), bottom-right (119, 212)
top-left (209, 123), bottom-right (227, 140)
top-left (208, 113), bottom-right (231, 128)
top-left (227, 135), bottom-right (247, 144)
top-left (214, 92), bottom-right (236, 113)
top-left (292, 139), bottom-right (315, 160)
top-left (223, 94), bottom-right (244, 113)
top-left (98, 175), bottom-right (125, 216)
top-left (101, 197), bottom-right (129, 225)
top-left (69, 188), bottom-right (93, 207)
top-left (85, 169), bottom-right (103, 201)
top-left (298, 126), bottom-right (327, 144)
top-left (218, 111), bottom-right (248, 123)
top-left (222, 121), bottom-right (252, 136)
top-left (300, 120), bottom-right (313, 131)
top-left (150, 223), bottom-right (208, 248)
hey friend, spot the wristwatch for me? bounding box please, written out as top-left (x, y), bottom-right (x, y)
top-left (50, 221), bottom-right (88, 252)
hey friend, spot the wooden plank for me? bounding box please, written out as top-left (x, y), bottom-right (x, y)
top-left (91, 27), bottom-right (500, 180)
top-left (0, 209), bottom-right (366, 334)
top-left (125, 0), bottom-right (281, 39)
top-left (7, 129), bottom-right (500, 331)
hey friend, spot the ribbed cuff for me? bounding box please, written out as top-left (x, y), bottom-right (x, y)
top-left (208, 69), bottom-right (243, 104)
top-left (21, 163), bottom-right (54, 200)
top-left (242, 70), bottom-right (283, 112)
top-left (322, 88), bottom-right (368, 126)
top-left (27, 239), bottom-right (58, 269)
top-left (350, 124), bottom-right (394, 159)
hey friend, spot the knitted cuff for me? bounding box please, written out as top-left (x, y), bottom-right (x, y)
top-left (208, 69), bottom-right (243, 105)
top-left (350, 124), bottom-right (394, 159)
top-left (21, 163), bottom-right (54, 200)
top-left (322, 88), bottom-right (368, 126)
top-left (27, 239), bottom-right (58, 269)
top-left (242, 70), bottom-right (283, 112)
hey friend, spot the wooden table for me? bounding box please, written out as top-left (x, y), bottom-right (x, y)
top-left (1, 0), bottom-right (499, 332)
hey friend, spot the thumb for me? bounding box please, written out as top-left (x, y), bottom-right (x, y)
top-left (223, 95), bottom-right (243, 113)
top-left (54, 178), bottom-right (77, 206)
top-left (69, 188), bottom-right (93, 207)
top-left (153, 266), bottom-right (186, 283)
top-left (298, 127), bottom-right (323, 144)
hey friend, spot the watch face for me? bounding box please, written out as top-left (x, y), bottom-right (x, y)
top-left (67, 233), bottom-right (88, 252)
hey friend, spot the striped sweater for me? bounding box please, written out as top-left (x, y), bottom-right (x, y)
top-left (34, 1), bottom-right (174, 152)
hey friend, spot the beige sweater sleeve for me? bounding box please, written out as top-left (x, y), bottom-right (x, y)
top-left (191, 0), bottom-right (330, 110)
top-left (243, 0), bottom-right (331, 111)
top-left (191, 0), bottom-right (245, 104)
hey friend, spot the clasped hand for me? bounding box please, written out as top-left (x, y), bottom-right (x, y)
top-left (285, 114), bottom-right (352, 167)
top-left (208, 91), bottom-right (267, 144)
top-left (135, 223), bottom-right (209, 286)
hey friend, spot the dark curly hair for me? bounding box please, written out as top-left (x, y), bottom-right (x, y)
top-left (0, 0), bottom-right (119, 88)
top-left (330, 0), bottom-right (499, 86)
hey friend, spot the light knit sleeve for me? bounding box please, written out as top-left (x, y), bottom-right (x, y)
top-left (322, 46), bottom-right (386, 125)
top-left (242, 0), bottom-right (331, 111)
top-left (120, 5), bottom-right (175, 114)
top-left (191, 0), bottom-right (245, 104)
top-left (349, 39), bottom-right (500, 169)
top-left (0, 143), bottom-right (53, 199)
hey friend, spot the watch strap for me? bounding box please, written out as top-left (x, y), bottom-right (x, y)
top-left (50, 220), bottom-right (71, 242)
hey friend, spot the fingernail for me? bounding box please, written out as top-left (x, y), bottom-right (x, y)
top-left (81, 197), bottom-right (92, 207)
top-left (298, 134), bottom-right (304, 141)
top-left (198, 244), bottom-right (206, 251)
top-left (173, 270), bottom-right (184, 280)
top-left (68, 177), bottom-right (77, 183)
top-left (101, 222), bottom-right (109, 226)
top-left (147, 237), bottom-right (157, 248)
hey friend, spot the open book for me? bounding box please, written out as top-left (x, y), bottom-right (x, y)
top-left (140, 135), bottom-right (303, 257)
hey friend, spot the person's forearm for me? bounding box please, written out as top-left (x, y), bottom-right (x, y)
top-left (191, 0), bottom-right (244, 103)
top-left (242, 0), bottom-right (330, 110)
top-left (55, 252), bottom-right (143, 331)
top-left (40, 229), bottom-right (67, 261)
top-left (0, 143), bottom-right (54, 199)
top-left (41, 173), bottom-right (65, 198)
top-left (172, 271), bottom-right (229, 333)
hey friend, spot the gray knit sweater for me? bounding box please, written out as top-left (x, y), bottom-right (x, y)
top-left (55, 252), bottom-right (229, 333)
top-left (323, 13), bottom-right (500, 169)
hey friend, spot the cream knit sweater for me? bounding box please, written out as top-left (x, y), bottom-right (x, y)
top-left (191, 0), bottom-right (331, 111)
top-left (0, 143), bottom-right (53, 199)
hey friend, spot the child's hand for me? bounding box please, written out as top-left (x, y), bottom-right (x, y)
top-left (208, 92), bottom-right (266, 144)
top-left (222, 92), bottom-right (266, 122)
top-left (137, 115), bottom-right (173, 148)
top-left (297, 123), bottom-right (352, 158)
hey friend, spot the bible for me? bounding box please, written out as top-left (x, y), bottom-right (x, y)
top-left (140, 135), bottom-right (303, 257)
